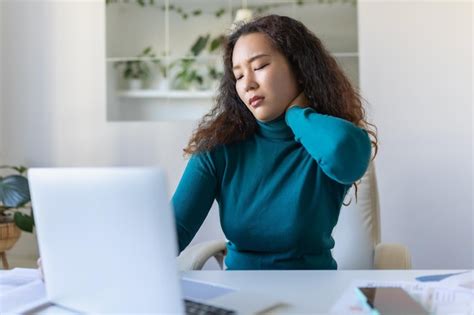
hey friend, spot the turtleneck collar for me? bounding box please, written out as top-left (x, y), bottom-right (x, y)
top-left (256, 113), bottom-right (294, 140)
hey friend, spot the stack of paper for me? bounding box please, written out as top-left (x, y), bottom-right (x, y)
top-left (330, 271), bottom-right (474, 315)
top-left (0, 268), bottom-right (48, 313)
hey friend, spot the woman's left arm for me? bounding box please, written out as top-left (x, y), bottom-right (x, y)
top-left (285, 105), bottom-right (372, 185)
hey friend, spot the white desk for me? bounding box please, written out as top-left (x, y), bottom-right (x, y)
top-left (181, 269), bottom-right (472, 313)
top-left (7, 269), bottom-right (470, 314)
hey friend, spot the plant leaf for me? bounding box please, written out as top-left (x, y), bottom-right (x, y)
top-left (142, 46), bottom-right (152, 55)
top-left (191, 34), bottom-right (210, 56)
top-left (0, 175), bottom-right (30, 207)
top-left (215, 8), bottom-right (225, 18)
top-left (14, 212), bottom-right (34, 233)
top-left (209, 35), bottom-right (224, 52)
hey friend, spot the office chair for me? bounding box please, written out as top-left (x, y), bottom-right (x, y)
top-left (177, 162), bottom-right (411, 270)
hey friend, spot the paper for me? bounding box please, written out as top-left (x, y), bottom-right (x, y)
top-left (0, 272), bottom-right (238, 313)
top-left (0, 279), bottom-right (48, 314)
top-left (0, 268), bottom-right (41, 293)
top-left (330, 279), bottom-right (474, 315)
top-left (438, 270), bottom-right (474, 291)
top-left (181, 277), bottom-right (236, 301)
top-left (0, 268), bottom-right (48, 313)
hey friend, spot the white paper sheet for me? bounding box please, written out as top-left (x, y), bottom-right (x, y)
top-left (438, 270), bottom-right (474, 291)
top-left (0, 268), bottom-right (41, 293)
top-left (0, 279), bottom-right (48, 314)
top-left (330, 279), bottom-right (474, 315)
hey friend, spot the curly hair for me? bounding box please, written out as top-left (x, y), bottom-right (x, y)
top-left (184, 15), bottom-right (378, 198)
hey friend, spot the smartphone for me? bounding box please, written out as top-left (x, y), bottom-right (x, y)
top-left (356, 287), bottom-right (429, 315)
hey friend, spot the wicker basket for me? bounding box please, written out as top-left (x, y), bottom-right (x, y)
top-left (0, 222), bottom-right (21, 252)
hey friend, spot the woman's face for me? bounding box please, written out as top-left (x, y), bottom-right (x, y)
top-left (232, 32), bottom-right (300, 122)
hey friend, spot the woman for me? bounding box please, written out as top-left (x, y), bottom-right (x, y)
top-left (172, 15), bottom-right (377, 270)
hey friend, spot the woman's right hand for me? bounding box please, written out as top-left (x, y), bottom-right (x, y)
top-left (37, 257), bottom-right (44, 282)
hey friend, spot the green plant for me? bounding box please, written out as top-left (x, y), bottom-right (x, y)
top-left (0, 166), bottom-right (34, 232)
top-left (209, 35), bottom-right (225, 54)
top-left (171, 59), bottom-right (203, 90)
top-left (143, 48), bottom-right (169, 79)
top-left (114, 46), bottom-right (161, 81)
top-left (189, 33), bottom-right (225, 56)
top-left (208, 66), bottom-right (223, 82)
top-left (170, 32), bottom-right (226, 90)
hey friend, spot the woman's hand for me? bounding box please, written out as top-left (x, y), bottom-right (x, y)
top-left (286, 91), bottom-right (310, 112)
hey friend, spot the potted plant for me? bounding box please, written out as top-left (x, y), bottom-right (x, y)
top-left (171, 33), bottom-right (226, 91)
top-left (114, 46), bottom-right (157, 90)
top-left (144, 50), bottom-right (169, 91)
top-left (171, 34), bottom-right (211, 90)
top-left (171, 58), bottom-right (204, 91)
top-left (0, 165), bottom-right (34, 269)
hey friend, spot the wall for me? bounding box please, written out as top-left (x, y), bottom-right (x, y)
top-left (0, 0), bottom-right (224, 267)
top-left (358, 1), bottom-right (473, 268)
top-left (0, 0), bottom-right (3, 164)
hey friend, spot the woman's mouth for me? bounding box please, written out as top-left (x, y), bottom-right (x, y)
top-left (250, 96), bottom-right (265, 108)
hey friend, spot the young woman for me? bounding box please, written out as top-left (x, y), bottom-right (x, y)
top-left (173, 14), bottom-right (377, 270)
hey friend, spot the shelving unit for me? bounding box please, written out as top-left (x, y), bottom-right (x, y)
top-left (106, 55), bottom-right (223, 63)
top-left (106, 0), bottom-right (359, 121)
top-left (117, 90), bottom-right (216, 99)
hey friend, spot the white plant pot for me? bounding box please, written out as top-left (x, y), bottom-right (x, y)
top-left (128, 79), bottom-right (142, 90)
top-left (158, 78), bottom-right (170, 91)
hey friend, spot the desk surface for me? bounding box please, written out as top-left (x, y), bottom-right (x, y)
top-left (8, 269), bottom-right (473, 314)
top-left (182, 269), bottom-right (468, 313)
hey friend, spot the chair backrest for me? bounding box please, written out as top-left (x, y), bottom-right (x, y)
top-left (331, 162), bottom-right (381, 269)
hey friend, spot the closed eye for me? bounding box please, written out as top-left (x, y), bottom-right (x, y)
top-left (254, 64), bottom-right (269, 71)
top-left (235, 64), bottom-right (269, 81)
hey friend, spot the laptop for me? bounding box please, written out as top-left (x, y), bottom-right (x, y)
top-left (26, 167), bottom-right (283, 314)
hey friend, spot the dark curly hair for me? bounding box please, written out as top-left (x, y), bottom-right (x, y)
top-left (184, 15), bottom-right (378, 197)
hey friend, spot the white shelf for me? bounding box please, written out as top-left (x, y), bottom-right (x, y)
top-left (107, 57), bottom-right (166, 62)
top-left (117, 90), bottom-right (216, 99)
top-left (107, 52), bottom-right (358, 62)
top-left (107, 55), bottom-right (222, 62)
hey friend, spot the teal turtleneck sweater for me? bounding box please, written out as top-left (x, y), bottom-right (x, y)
top-left (172, 106), bottom-right (371, 270)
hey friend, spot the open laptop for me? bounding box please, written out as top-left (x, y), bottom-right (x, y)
top-left (26, 167), bottom-right (283, 314)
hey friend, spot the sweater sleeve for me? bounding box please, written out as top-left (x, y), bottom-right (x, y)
top-left (285, 106), bottom-right (372, 185)
top-left (171, 152), bottom-right (217, 253)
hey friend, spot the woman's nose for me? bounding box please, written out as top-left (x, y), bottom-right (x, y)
top-left (244, 73), bottom-right (258, 92)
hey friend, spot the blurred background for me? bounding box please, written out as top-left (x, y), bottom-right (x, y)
top-left (0, 0), bottom-right (472, 270)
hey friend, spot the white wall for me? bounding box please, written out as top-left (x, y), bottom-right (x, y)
top-left (0, 0), bottom-right (224, 267)
top-left (359, 1), bottom-right (473, 268)
top-left (0, 5), bottom-right (2, 165)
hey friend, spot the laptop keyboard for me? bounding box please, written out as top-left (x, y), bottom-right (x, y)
top-left (184, 299), bottom-right (236, 315)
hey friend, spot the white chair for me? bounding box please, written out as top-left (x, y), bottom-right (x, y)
top-left (177, 162), bottom-right (411, 271)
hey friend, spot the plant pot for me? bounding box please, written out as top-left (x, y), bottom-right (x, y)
top-left (128, 79), bottom-right (142, 90)
top-left (158, 78), bottom-right (170, 91)
top-left (0, 222), bottom-right (21, 269)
